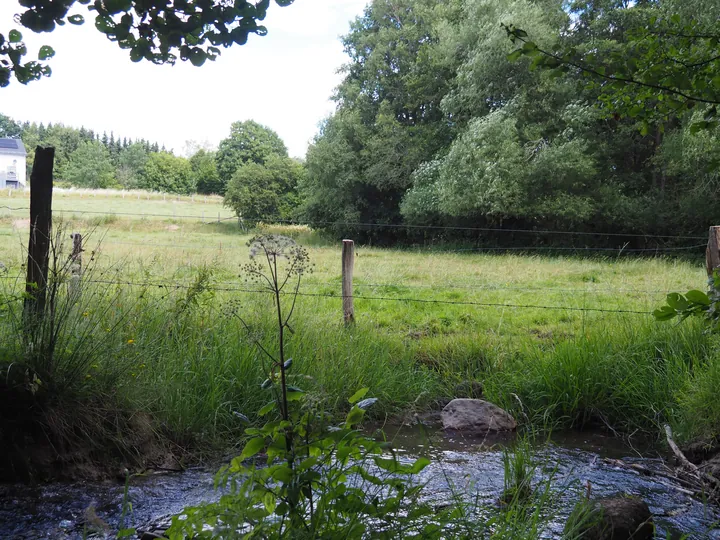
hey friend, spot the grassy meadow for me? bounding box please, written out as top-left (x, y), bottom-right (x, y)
top-left (0, 190), bottom-right (717, 467)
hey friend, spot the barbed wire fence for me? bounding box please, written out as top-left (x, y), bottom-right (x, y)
top-left (0, 204), bottom-right (710, 324)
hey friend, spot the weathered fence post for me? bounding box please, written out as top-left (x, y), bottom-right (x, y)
top-left (24, 146), bottom-right (55, 325)
top-left (342, 239), bottom-right (355, 325)
top-left (69, 232), bottom-right (82, 298)
top-left (707, 226), bottom-right (720, 277)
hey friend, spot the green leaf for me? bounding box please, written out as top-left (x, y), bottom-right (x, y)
top-left (685, 290), bottom-right (710, 306)
top-left (286, 387), bottom-right (305, 402)
top-left (348, 387), bottom-right (369, 404)
top-left (189, 48), bottom-right (207, 67)
top-left (666, 292), bottom-right (690, 311)
top-left (68, 14), bottom-right (85, 25)
top-left (345, 406), bottom-right (365, 427)
top-left (653, 305), bottom-right (677, 321)
top-left (507, 49), bottom-right (523, 62)
top-left (9, 30), bottom-right (22, 43)
top-left (260, 378), bottom-right (272, 389)
top-left (258, 401), bottom-right (275, 416)
top-left (240, 436), bottom-right (266, 459)
top-left (263, 491), bottom-right (276, 514)
top-left (38, 46), bottom-right (55, 61)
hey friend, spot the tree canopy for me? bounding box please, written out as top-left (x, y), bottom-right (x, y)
top-left (1, 0), bottom-right (294, 87)
top-left (300, 0), bottom-right (720, 244)
top-left (216, 120), bottom-right (288, 193)
top-left (224, 154), bottom-right (303, 222)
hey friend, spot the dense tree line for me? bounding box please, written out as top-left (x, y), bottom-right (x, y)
top-left (302, 0), bottom-right (720, 245)
top-left (0, 115), bottom-right (302, 209)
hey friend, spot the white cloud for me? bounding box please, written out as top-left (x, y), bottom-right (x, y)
top-left (0, 0), bottom-right (368, 157)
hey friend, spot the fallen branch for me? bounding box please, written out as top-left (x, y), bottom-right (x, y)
top-left (664, 425), bottom-right (699, 473)
top-left (664, 424), bottom-right (720, 497)
top-left (603, 458), bottom-right (700, 495)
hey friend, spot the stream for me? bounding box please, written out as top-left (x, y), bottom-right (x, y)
top-left (1, 428), bottom-right (719, 539)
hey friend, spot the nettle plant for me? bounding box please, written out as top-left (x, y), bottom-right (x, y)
top-left (166, 235), bottom-right (460, 539)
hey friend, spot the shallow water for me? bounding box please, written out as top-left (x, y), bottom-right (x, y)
top-left (1, 428), bottom-right (719, 539)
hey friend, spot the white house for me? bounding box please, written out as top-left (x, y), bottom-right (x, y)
top-left (0, 138), bottom-right (27, 189)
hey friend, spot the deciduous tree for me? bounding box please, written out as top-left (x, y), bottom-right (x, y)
top-left (1, 0), bottom-right (294, 87)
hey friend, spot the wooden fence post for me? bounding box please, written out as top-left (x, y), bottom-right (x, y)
top-left (24, 146), bottom-right (55, 324)
top-left (70, 232), bottom-right (82, 298)
top-left (342, 239), bottom-right (355, 325)
top-left (707, 226), bottom-right (720, 277)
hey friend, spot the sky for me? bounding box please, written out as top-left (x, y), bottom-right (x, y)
top-left (0, 0), bottom-right (368, 158)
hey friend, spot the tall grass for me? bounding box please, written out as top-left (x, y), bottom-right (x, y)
top-left (2, 270), bottom-right (718, 458)
top-left (0, 213), bottom-right (716, 464)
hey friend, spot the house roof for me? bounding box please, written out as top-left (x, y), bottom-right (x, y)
top-left (0, 138), bottom-right (27, 156)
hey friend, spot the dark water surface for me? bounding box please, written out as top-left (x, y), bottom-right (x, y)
top-left (1, 428), bottom-right (719, 539)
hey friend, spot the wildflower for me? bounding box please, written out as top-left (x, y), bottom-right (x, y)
top-left (127, 339), bottom-right (135, 344)
top-left (85, 374), bottom-right (92, 380)
top-left (82, 311), bottom-right (89, 317)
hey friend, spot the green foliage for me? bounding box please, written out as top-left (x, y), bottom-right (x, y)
top-left (167, 235), bottom-right (454, 538)
top-left (216, 120), bottom-right (289, 191)
top-left (115, 142), bottom-right (148, 189)
top-left (224, 154), bottom-right (303, 222)
top-left (303, 0), bottom-right (720, 243)
top-left (189, 149), bottom-right (222, 195)
top-left (0, 0), bottom-right (294, 87)
top-left (654, 271), bottom-right (720, 332)
top-left (505, 7), bottom-right (720, 134)
top-left (64, 140), bottom-right (116, 189)
top-left (141, 152), bottom-right (195, 194)
top-left (302, 0), bottom-right (461, 240)
top-left (0, 113), bottom-right (21, 138)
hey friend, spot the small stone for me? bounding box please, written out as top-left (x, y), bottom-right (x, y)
top-left (58, 519), bottom-right (73, 529)
top-left (441, 399), bottom-right (516, 435)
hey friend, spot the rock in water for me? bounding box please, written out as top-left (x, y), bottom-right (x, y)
top-left (441, 399), bottom-right (516, 434)
top-left (565, 496), bottom-right (654, 540)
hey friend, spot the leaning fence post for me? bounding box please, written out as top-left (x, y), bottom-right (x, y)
top-left (342, 239), bottom-right (355, 325)
top-left (69, 232), bottom-right (83, 298)
top-left (23, 146), bottom-right (55, 327)
top-left (707, 226), bottom-right (720, 277)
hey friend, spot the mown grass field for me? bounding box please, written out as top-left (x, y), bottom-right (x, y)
top-left (0, 190), bottom-right (717, 463)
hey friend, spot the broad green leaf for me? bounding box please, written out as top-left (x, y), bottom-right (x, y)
top-left (345, 406), bottom-right (365, 427)
top-left (507, 49), bottom-right (523, 62)
top-left (348, 387), bottom-right (369, 404)
top-left (666, 292), bottom-right (689, 311)
top-left (240, 437), bottom-right (266, 459)
top-left (653, 306), bottom-right (677, 321)
top-left (263, 491), bottom-right (276, 514)
top-left (685, 290), bottom-right (710, 306)
top-left (258, 401), bottom-right (275, 416)
top-left (38, 46), bottom-right (55, 61)
top-left (9, 30), bottom-right (22, 43)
